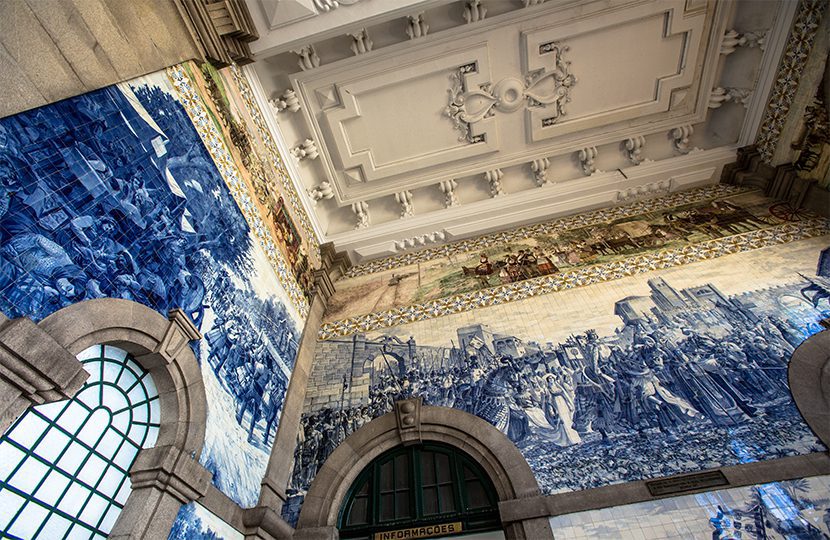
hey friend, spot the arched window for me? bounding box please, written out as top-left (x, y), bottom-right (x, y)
top-left (338, 443), bottom-right (500, 540)
top-left (0, 345), bottom-right (160, 539)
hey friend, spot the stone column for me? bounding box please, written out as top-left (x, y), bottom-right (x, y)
top-left (0, 313), bottom-right (89, 434)
top-left (245, 244), bottom-right (349, 539)
top-left (109, 445), bottom-right (212, 539)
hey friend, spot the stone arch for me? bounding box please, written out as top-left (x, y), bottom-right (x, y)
top-left (789, 327), bottom-right (830, 446)
top-left (295, 404), bottom-right (552, 540)
top-left (34, 298), bottom-right (212, 538)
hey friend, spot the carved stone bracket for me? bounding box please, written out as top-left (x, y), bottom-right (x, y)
top-left (292, 45), bottom-right (320, 71)
top-left (671, 125), bottom-right (695, 154)
top-left (292, 138), bottom-right (319, 161)
top-left (709, 87), bottom-right (752, 109)
top-left (0, 315), bottom-right (88, 433)
top-left (352, 201), bottom-right (370, 229)
top-left (524, 0), bottom-right (547, 6)
top-left (720, 28), bottom-right (767, 55)
top-left (307, 181), bottom-right (334, 205)
top-left (173, 0), bottom-right (258, 67)
top-left (136, 309), bottom-right (202, 368)
top-left (439, 179), bottom-right (460, 207)
top-left (578, 146), bottom-right (597, 176)
top-left (464, 0), bottom-right (487, 24)
top-left (530, 157), bottom-right (551, 186)
top-left (270, 89), bottom-right (301, 113)
top-left (624, 136), bottom-right (646, 165)
top-left (395, 190), bottom-right (414, 218)
top-left (349, 28), bottom-right (373, 55)
top-left (406, 13), bottom-right (429, 39)
top-left (394, 231), bottom-right (447, 251)
top-left (394, 397), bottom-right (423, 444)
top-left (129, 445), bottom-right (212, 503)
top-left (484, 168), bottom-right (505, 197)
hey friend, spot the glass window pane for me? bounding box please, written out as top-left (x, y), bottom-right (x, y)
top-left (77, 345), bottom-right (103, 362)
top-left (423, 486), bottom-right (438, 515)
top-left (394, 454), bottom-right (409, 489)
top-left (103, 346), bottom-right (127, 362)
top-left (346, 496), bottom-right (368, 526)
top-left (379, 461), bottom-right (393, 492)
top-left (35, 470), bottom-right (72, 506)
top-left (380, 493), bottom-right (395, 521)
top-left (421, 451), bottom-right (436, 486)
top-left (111, 411), bottom-right (130, 435)
top-left (439, 485), bottom-right (456, 513)
top-left (40, 512), bottom-right (73, 538)
top-left (0, 345), bottom-right (158, 539)
top-left (0, 443), bottom-right (26, 481)
top-left (0, 489), bottom-right (27, 529)
top-left (465, 479), bottom-right (489, 509)
top-left (435, 453), bottom-right (451, 483)
top-left (7, 501), bottom-right (49, 539)
top-left (395, 490), bottom-right (411, 519)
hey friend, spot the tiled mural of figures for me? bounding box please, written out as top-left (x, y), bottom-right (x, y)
top-left (0, 68), bottom-right (301, 507)
top-left (549, 475), bottom-right (830, 539)
top-left (325, 189), bottom-right (805, 322)
top-left (283, 236), bottom-right (830, 525)
top-left (169, 503), bottom-right (243, 540)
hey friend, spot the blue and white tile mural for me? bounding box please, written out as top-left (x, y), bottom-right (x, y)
top-left (169, 503), bottom-right (243, 540)
top-left (284, 236), bottom-right (830, 524)
top-left (549, 475), bottom-right (830, 539)
top-left (0, 68), bottom-right (302, 508)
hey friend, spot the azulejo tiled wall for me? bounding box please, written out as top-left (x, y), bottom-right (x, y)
top-left (284, 226), bottom-right (830, 524)
top-left (549, 475), bottom-right (830, 539)
top-left (320, 187), bottom-right (829, 338)
top-left (0, 64), bottom-right (303, 508)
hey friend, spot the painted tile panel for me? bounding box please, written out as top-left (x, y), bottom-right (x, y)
top-left (549, 475), bottom-right (830, 539)
top-left (284, 236), bottom-right (830, 524)
top-left (0, 67), bottom-right (301, 508)
top-left (169, 503), bottom-right (243, 540)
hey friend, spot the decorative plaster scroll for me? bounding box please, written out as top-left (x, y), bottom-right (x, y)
top-left (406, 12), bottom-right (429, 39)
top-left (444, 43), bottom-right (575, 142)
top-left (394, 231), bottom-right (447, 251)
top-left (291, 138), bottom-right (319, 160)
top-left (720, 28), bottom-right (768, 55)
top-left (578, 146), bottom-right (597, 176)
top-left (349, 28), bottom-right (373, 55)
top-left (530, 157), bottom-right (551, 186)
top-left (307, 181), bottom-right (334, 205)
top-left (624, 136), bottom-right (646, 165)
top-left (293, 45), bottom-right (320, 71)
top-left (395, 190), bottom-right (414, 218)
top-left (464, 0), bottom-right (487, 24)
top-left (671, 125), bottom-right (695, 154)
top-left (439, 179), bottom-right (460, 207)
top-left (352, 201), bottom-right (370, 229)
top-left (484, 168), bottom-right (505, 197)
top-left (709, 87), bottom-right (752, 109)
top-left (269, 89), bottom-right (301, 113)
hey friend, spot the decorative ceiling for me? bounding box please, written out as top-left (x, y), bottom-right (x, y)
top-left (245, 0), bottom-right (798, 263)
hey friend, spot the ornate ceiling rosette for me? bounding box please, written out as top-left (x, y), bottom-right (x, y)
top-left (444, 42), bottom-right (576, 143)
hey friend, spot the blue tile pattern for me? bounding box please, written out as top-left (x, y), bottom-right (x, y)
top-left (0, 70), bottom-right (300, 508)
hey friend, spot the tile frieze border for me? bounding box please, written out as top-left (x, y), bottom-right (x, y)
top-left (167, 64), bottom-right (310, 318)
top-left (345, 184), bottom-right (748, 278)
top-left (319, 218), bottom-right (830, 340)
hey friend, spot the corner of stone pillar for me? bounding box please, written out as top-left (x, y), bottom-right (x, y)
top-left (242, 504), bottom-right (295, 540)
top-left (0, 315), bottom-right (89, 434)
top-left (319, 242), bottom-right (351, 283)
top-left (109, 445), bottom-right (213, 539)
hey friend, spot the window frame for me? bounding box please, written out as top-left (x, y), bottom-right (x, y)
top-left (338, 442), bottom-right (501, 539)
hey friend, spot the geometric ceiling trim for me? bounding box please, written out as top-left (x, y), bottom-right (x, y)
top-left (329, 145), bottom-right (739, 263)
top-left (319, 216), bottom-right (830, 340)
top-left (290, 0), bottom-right (730, 205)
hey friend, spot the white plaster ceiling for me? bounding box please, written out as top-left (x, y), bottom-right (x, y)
top-left (245, 0), bottom-right (796, 263)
